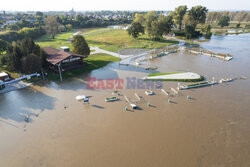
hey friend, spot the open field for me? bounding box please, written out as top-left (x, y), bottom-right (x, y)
top-left (80, 28), bottom-right (111, 35)
top-left (47, 53), bottom-right (121, 80)
top-left (35, 32), bottom-right (74, 49)
top-left (35, 28), bottom-right (179, 53)
top-left (85, 29), bottom-right (179, 52)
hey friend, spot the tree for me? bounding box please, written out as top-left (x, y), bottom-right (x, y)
top-left (134, 13), bottom-right (146, 25)
top-left (0, 39), bottom-right (8, 54)
top-left (21, 53), bottom-right (42, 73)
top-left (202, 24), bottom-right (212, 39)
top-left (173, 5), bottom-right (187, 30)
top-left (66, 24), bottom-right (72, 31)
top-left (6, 38), bottom-right (46, 73)
top-left (236, 22), bottom-right (241, 28)
top-left (45, 15), bottom-right (60, 39)
top-left (218, 16), bottom-right (230, 27)
top-left (71, 35), bottom-right (90, 56)
top-left (35, 11), bottom-right (43, 17)
top-left (185, 6), bottom-right (208, 29)
top-left (149, 20), bottom-right (161, 40)
top-left (6, 43), bottom-right (23, 72)
top-left (144, 11), bottom-right (157, 34)
top-left (158, 14), bottom-right (173, 36)
top-left (127, 22), bottom-right (144, 38)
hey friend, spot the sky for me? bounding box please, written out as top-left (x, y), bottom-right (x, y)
top-left (1, 0), bottom-right (249, 11)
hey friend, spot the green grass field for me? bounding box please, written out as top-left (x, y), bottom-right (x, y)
top-left (35, 31), bottom-right (74, 49)
top-left (35, 29), bottom-right (179, 53)
top-left (47, 53), bottom-right (121, 80)
top-left (85, 29), bottom-right (179, 52)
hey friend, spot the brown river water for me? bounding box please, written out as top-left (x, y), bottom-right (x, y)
top-left (0, 34), bottom-right (250, 167)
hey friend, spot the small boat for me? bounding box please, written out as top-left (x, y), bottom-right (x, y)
top-left (105, 97), bottom-right (119, 102)
top-left (130, 103), bottom-right (137, 109)
top-left (135, 62), bottom-right (140, 66)
top-left (76, 95), bottom-right (89, 102)
top-left (145, 90), bottom-right (154, 95)
top-left (219, 78), bottom-right (233, 83)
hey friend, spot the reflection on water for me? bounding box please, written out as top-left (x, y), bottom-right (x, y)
top-left (0, 33), bottom-right (250, 167)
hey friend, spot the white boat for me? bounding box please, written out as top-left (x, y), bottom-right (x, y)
top-left (130, 103), bottom-right (137, 109)
top-left (105, 97), bottom-right (119, 102)
top-left (76, 95), bottom-right (89, 102)
top-left (145, 90), bottom-right (154, 95)
top-left (135, 62), bottom-right (140, 66)
top-left (219, 78), bottom-right (233, 83)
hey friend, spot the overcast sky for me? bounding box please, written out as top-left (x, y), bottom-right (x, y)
top-left (1, 0), bottom-right (249, 11)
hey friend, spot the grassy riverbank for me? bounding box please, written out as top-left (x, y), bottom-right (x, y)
top-left (47, 53), bottom-right (121, 80)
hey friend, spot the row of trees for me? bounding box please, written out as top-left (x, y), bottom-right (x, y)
top-left (128, 5), bottom-right (210, 39)
top-left (128, 12), bottom-right (173, 40)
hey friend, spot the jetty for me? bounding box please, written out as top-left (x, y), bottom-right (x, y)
top-left (150, 50), bottom-right (177, 59)
top-left (161, 89), bottom-right (169, 95)
top-left (135, 93), bottom-right (141, 100)
top-left (178, 81), bottom-right (218, 90)
top-left (188, 48), bottom-right (233, 61)
top-left (171, 88), bottom-right (178, 94)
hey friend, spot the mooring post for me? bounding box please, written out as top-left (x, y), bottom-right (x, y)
top-left (58, 64), bottom-right (62, 81)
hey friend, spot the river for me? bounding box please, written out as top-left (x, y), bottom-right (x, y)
top-left (0, 33), bottom-right (250, 167)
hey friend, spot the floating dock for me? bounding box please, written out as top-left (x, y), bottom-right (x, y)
top-left (171, 88), bottom-right (178, 94)
top-left (188, 49), bottom-right (233, 61)
top-left (161, 89), bottom-right (169, 95)
top-left (178, 81), bottom-right (218, 90)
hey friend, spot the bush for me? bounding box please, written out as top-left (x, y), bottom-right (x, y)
top-left (173, 30), bottom-right (186, 37)
top-left (18, 27), bottom-right (45, 39)
top-left (0, 31), bottom-right (22, 42)
top-left (245, 24), bottom-right (250, 29)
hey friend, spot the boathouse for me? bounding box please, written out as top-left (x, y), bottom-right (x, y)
top-left (43, 47), bottom-right (87, 73)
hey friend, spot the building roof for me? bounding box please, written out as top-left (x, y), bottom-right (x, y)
top-left (43, 47), bottom-right (87, 65)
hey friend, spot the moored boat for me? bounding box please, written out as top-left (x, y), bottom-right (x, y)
top-left (105, 97), bottom-right (119, 102)
top-left (145, 90), bottom-right (154, 95)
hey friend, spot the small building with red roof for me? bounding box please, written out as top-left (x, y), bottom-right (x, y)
top-left (43, 47), bottom-right (87, 73)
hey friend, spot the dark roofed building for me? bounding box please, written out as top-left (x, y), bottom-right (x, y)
top-left (43, 47), bottom-right (87, 73)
